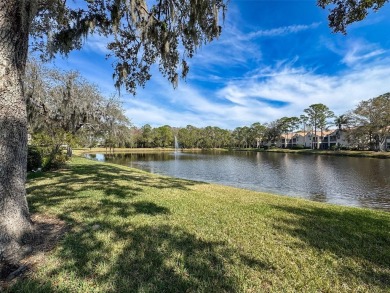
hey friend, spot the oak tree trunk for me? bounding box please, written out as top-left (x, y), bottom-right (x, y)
top-left (0, 1), bottom-right (35, 272)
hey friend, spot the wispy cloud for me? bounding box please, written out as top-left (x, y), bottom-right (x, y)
top-left (83, 34), bottom-right (113, 55)
top-left (215, 58), bottom-right (390, 126)
top-left (66, 31), bottom-right (390, 130)
top-left (342, 45), bottom-right (386, 66)
top-left (324, 38), bottom-right (387, 67)
top-left (246, 22), bottom-right (321, 39)
top-left (187, 18), bottom-right (321, 82)
top-left (119, 53), bottom-right (390, 129)
top-left (187, 23), bottom-right (262, 78)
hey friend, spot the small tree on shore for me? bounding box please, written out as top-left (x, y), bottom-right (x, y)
top-left (348, 93), bottom-right (390, 151)
top-left (304, 104), bottom-right (334, 149)
top-left (26, 61), bottom-right (132, 168)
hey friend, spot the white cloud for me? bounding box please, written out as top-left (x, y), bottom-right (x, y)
top-left (342, 46), bottom-right (386, 66)
top-left (187, 20), bottom-right (321, 82)
top-left (215, 59), bottom-right (390, 125)
top-left (83, 34), bottom-right (113, 55)
top-left (246, 22), bottom-right (321, 39)
top-left (123, 56), bottom-right (390, 129)
top-left (324, 38), bottom-right (387, 67)
top-left (63, 50), bottom-right (390, 130)
top-left (188, 35), bottom-right (261, 79)
top-left (124, 74), bottom-right (245, 128)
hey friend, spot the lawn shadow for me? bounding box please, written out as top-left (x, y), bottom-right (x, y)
top-left (26, 222), bottom-right (271, 292)
top-left (17, 159), bottom-right (279, 292)
top-left (132, 201), bottom-right (170, 215)
top-left (270, 204), bottom-right (390, 289)
top-left (112, 225), bottom-right (240, 292)
top-left (27, 160), bottom-right (199, 217)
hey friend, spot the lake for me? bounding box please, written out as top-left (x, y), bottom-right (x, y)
top-left (85, 151), bottom-right (390, 211)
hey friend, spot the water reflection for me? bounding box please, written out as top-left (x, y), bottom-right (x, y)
top-left (85, 151), bottom-right (390, 211)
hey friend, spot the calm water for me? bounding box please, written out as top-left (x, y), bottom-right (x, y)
top-left (86, 151), bottom-right (390, 211)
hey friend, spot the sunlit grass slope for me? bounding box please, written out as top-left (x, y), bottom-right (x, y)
top-left (11, 157), bottom-right (390, 292)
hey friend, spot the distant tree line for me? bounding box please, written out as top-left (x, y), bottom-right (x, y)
top-left (127, 95), bottom-right (389, 151)
top-left (26, 61), bottom-right (390, 157)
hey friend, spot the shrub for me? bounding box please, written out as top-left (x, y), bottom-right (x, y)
top-left (42, 151), bottom-right (68, 171)
top-left (27, 146), bottom-right (42, 171)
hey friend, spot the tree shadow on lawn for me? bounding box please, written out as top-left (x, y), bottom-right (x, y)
top-left (28, 162), bottom-right (197, 194)
top-left (9, 205), bottom-right (274, 293)
top-left (17, 161), bottom-right (275, 292)
top-left (270, 204), bottom-right (390, 289)
top-left (27, 161), bottom-right (200, 215)
top-left (112, 225), bottom-right (242, 292)
top-left (16, 223), bottom-right (273, 293)
top-left (58, 164), bottom-right (196, 191)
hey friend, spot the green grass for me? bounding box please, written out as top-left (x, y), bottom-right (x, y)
top-left (73, 147), bottom-right (179, 154)
top-left (9, 157), bottom-right (390, 292)
top-left (73, 147), bottom-right (211, 155)
top-left (236, 147), bottom-right (390, 159)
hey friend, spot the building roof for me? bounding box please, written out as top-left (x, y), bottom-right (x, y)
top-left (280, 129), bottom-right (338, 139)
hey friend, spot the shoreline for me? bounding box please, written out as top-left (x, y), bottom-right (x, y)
top-left (74, 147), bottom-right (390, 159)
top-left (79, 153), bottom-right (389, 212)
top-left (234, 147), bottom-right (390, 158)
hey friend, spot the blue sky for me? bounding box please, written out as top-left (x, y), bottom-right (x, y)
top-left (49, 1), bottom-right (390, 129)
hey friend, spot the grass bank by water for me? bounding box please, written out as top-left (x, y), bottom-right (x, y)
top-left (74, 147), bottom-right (177, 154)
top-left (73, 147), bottom-right (209, 155)
top-left (9, 157), bottom-right (390, 292)
top-left (76, 147), bottom-right (390, 159)
top-left (238, 148), bottom-right (390, 159)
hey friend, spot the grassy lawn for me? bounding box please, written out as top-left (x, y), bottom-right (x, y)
top-left (8, 157), bottom-right (390, 292)
top-left (73, 148), bottom-right (211, 155)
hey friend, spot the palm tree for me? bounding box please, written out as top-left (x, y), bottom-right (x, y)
top-left (334, 114), bottom-right (349, 131)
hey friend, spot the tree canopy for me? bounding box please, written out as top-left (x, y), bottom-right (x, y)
top-left (348, 92), bottom-right (390, 151)
top-left (31, 0), bottom-right (226, 93)
top-left (317, 0), bottom-right (389, 34)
